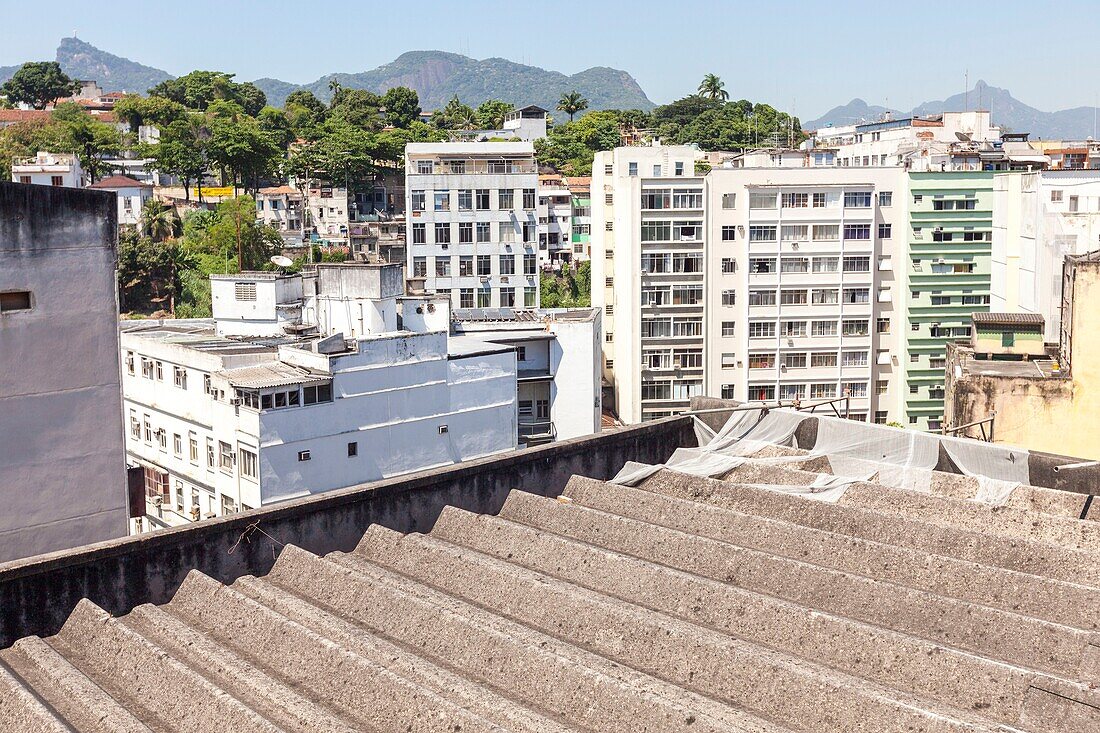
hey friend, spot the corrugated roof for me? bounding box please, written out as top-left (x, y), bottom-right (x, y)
top-left (971, 312), bottom-right (1045, 326)
top-left (220, 362), bottom-right (326, 388)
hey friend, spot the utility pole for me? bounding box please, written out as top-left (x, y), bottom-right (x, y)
top-left (235, 196), bottom-right (243, 272)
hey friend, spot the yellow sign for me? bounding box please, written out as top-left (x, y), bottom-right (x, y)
top-left (190, 186), bottom-right (236, 198)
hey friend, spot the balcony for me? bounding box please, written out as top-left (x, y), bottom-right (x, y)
top-left (519, 420), bottom-right (556, 446)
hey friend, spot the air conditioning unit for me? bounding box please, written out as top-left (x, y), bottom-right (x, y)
top-left (229, 397), bottom-right (242, 406)
top-left (480, 276), bottom-right (490, 283)
top-left (441, 243), bottom-right (449, 250)
top-left (501, 276), bottom-right (509, 283)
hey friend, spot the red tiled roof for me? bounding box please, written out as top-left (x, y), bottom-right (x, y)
top-left (0, 110), bottom-right (51, 123)
top-left (89, 175), bottom-right (152, 189)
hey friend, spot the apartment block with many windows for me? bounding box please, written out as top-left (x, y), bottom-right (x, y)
top-left (592, 146), bottom-right (706, 423)
top-left (405, 142), bottom-right (540, 309)
top-left (706, 167), bottom-right (908, 424)
top-left (905, 171), bottom-right (994, 430)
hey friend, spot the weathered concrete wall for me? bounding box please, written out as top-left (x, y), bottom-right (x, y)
top-left (0, 182), bottom-right (129, 564)
top-left (0, 416), bottom-right (691, 647)
top-left (689, 396), bottom-right (1100, 498)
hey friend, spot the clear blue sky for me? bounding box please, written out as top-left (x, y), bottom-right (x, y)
top-left (1, 0), bottom-right (1097, 119)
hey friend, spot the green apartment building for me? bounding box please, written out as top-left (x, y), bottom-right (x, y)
top-left (567, 179), bottom-right (591, 259)
top-left (905, 171), bottom-right (994, 430)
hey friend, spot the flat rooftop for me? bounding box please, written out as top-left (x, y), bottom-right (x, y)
top-left (2, 401), bottom-right (1098, 731)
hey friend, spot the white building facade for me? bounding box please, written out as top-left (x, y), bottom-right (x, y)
top-left (122, 264), bottom-right (518, 531)
top-left (593, 146), bottom-right (909, 425)
top-left (12, 151), bottom-right (85, 188)
top-left (991, 169), bottom-right (1100, 340)
top-left (88, 175), bottom-right (154, 227)
top-left (405, 142), bottom-right (540, 309)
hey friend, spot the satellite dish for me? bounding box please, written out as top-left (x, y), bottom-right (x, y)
top-left (955, 131), bottom-right (972, 142)
top-left (271, 255), bottom-right (293, 268)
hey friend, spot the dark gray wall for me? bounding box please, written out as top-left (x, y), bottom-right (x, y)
top-left (0, 417), bottom-right (691, 648)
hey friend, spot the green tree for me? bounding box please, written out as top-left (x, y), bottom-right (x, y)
top-left (141, 116), bottom-right (208, 202)
top-left (284, 89), bottom-right (327, 137)
top-left (1, 62), bottom-right (79, 110)
top-left (257, 106), bottom-right (295, 150)
top-left (475, 99), bottom-right (514, 130)
top-left (431, 95), bottom-right (477, 130)
top-left (113, 95), bottom-right (187, 132)
top-left (557, 91), bottom-right (588, 122)
top-left (50, 103), bottom-right (123, 182)
top-left (149, 71), bottom-right (266, 114)
top-left (205, 101), bottom-right (281, 193)
top-left (534, 110), bottom-right (621, 175)
top-left (381, 86), bottom-right (421, 128)
top-left (200, 196), bottom-right (282, 271)
top-left (328, 88), bottom-right (385, 131)
top-left (139, 199), bottom-right (182, 242)
top-left (697, 73), bottom-right (729, 101)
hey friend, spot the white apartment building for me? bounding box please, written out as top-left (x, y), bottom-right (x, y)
top-left (592, 145), bottom-right (707, 423)
top-left (405, 142), bottom-right (540, 309)
top-left (593, 145), bottom-right (908, 425)
top-left (256, 185), bottom-right (304, 241)
top-left (502, 106), bottom-right (549, 142)
top-left (705, 166), bottom-right (907, 425)
top-left (538, 173), bottom-right (573, 265)
top-left (1, 182), bottom-right (129, 562)
top-left (88, 175), bottom-right (153, 227)
top-left (808, 111), bottom-right (1004, 171)
top-left (122, 264), bottom-right (518, 531)
top-left (450, 306), bottom-right (602, 444)
top-left (11, 151), bottom-right (85, 188)
top-left (992, 169), bottom-right (1100, 339)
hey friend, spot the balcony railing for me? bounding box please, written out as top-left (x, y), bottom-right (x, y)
top-left (416, 161), bottom-right (538, 175)
top-left (519, 420), bottom-right (556, 443)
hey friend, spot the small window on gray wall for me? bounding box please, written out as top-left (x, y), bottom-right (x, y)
top-left (0, 291), bottom-right (32, 312)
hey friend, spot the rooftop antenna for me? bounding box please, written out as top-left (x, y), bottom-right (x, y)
top-left (964, 69), bottom-right (969, 112)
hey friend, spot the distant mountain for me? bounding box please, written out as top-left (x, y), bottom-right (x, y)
top-left (803, 99), bottom-right (899, 130)
top-left (807, 81), bottom-right (1100, 140)
top-left (53, 37), bottom-right (172, 93)
top-left (252, 50), bottom-right (655, 112)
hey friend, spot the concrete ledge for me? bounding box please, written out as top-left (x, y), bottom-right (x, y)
top-left (0, 416), bottom-right (692, 648)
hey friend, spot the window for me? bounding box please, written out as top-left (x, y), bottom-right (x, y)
top-left (877, 223), bottom-right (892, 239)
top-left (471, 189), bottom-right (490, 211)
top-left (416, 160), bottom-right (434, 174)
top-left (748, 290), bottom-right (776, 306)
top-left (748, 353), bottom-right (775, 369)
top-left (812, 256), bottom-right (838, 273)
top-left (722, 258), bottom-right (737, 274)
top-left (722, 290), bottom-right (737, 306)
top-left (408, 223), bottom-right (425, 245)
top-left (628, 162), bottom-right (638, 176)
top-left (297, 450), bottom-right (311, 462)
top-left (781, 289), bottom-right (808, 305)
top-left (458, 222), bottom-right (473, 243)
top-left (844, 224), bottom-right (871, 240)
top-left (1051, 189), bottom-right (1063, 203)
top-left (843, 287), bottom-right (870, 304)
top-left (523, 254), bottom-right (537, 275)
top-left (749, 225), bottom-right (777, 242)
top-left (780, 257), bottom-right (809, 274)
top-left (782, 320), bottom-right (807, 337)
top-left (781, 192), bottom-right (808, 208)
top-left (748, 384), bottom-right (776, 401)
top-left (173, 433), bottom-right (183, 456)
top-left (411, 190), bottom-right (426, 212)
top-left (125, 351), bottom-right (135, 375)
top-left (641, 190), bottom-right (669, 209)
top-left (842, 319), bottom-right (869, 336)
top-left (843, 256), bottom-right (870, 273)
top-left (457, 190), bottom-right (473, 211)
top-left (640, 221), bottom-right (671, 242)
top-left (155, 361), bottom-right (163, 381)
top-left (459, 256), bottom-right (473, 277)
top-left (749, 257), bottom-right (776, 274)
top-left (878, 191), bottom-right (892, 207)
top-left (749, 192), bottom-right (777, 209)
top-left (433, 191), bottom-right (450, 211)
top-left (674, 162), bottom-right (684, 176)
top-left (784, 353), bottom-right (807, 369)
top-left (812, 192), bottom-right (827, 208)
top-left (877, 318), bottom-right (890, 334)
top-left (189, 434), bottom-right (199, 464)
top-left (477, 288), bottom-right (491, 307)
top-left (435, 257), bottom-right (451, 276)
top-left (499, 189), bottom-right (514, 209)
top-left (435, 222), bottom-right (451, 244)
top-left (779, 384), bottom-right (806, 401)
top-left (812, 224), bottom-right (839, 241)
top-left (0, 288), bottom-right (34, 314)
top-left (722, 193), bottom-right (736, 209)
top-left (129, 411), bottom-right (140, 439)
top-left (748, 322), bottom-right (775, 338)
top-left (477, 255), bottom-right (492, 276)
top-left (523, 189), bottom-right (536, 209)
top-left (811, 288), bottom-right (838, 305)
top-left (722, 321), bottom-right (736, 337)
top-left (413, 257), bottom-right (427, 277)
top-left (50, 175), bottom-right (63, 187)
top-left (347, 441), bottom-right (358, 458)
top-left (811, 352), bottom-right (837, 367)
top-left (218, 441), bottom-right (234, 472)
top-left (498, 255), bottom-right (515, 275)
top-left (475, 222), bottom-right (492, 243)
top-left (781, 224), bottom-right (808, 241)
top-left (811, 320), bottom-right (837, 337)
top-left (239, 448), bottom-right (258, 479)
top-left (173, 366), bottom-right (187, 389)
top-left (842, 350), bottom-right (869, 367)
top-left (460, 289), bottom-right (474, 308)
top-left (844, 192), bottom-right (872, 208)
top-left (302, 383), bottom-right (333, 404)
top-left (500, 288), bottom-right (515, 307)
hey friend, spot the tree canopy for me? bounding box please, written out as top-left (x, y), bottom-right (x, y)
top-left (557, 91), bottom-right (588, 122)
top-left (0, 62), bottom-right (80, 110)
top-left (148, 71), bottom-right (267, 115)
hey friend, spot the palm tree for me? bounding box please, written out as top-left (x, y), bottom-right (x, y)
top-left (697, 74), bottom-right (729, 101)
top-left (163, 240), bottom-right (198, 317)
top-left (557, 91), bottom-right (588, 122)
top-left (140, 199), bottom-right (182, 242)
